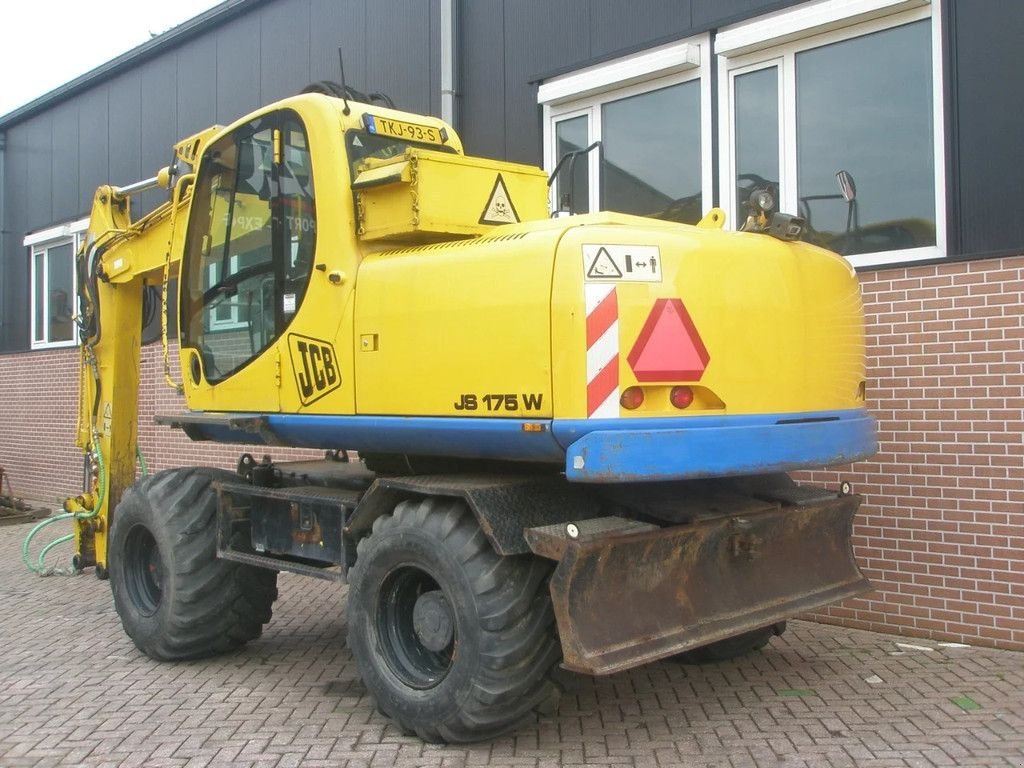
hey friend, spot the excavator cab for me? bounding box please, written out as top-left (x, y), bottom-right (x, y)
top-left (180, 110), bottom-right (317, 388)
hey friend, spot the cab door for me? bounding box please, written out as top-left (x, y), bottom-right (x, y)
top-left (179, 110), bottom-right (319, 413)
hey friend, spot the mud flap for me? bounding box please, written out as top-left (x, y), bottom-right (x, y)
top-left (524, 495), bottom-right (869, 675)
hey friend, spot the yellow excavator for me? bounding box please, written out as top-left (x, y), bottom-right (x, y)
top-left (56, 82), bottom-right (874, 741)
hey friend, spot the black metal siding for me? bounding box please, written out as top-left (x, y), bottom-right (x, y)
top-left (945, 0), bottom-right (1024, 257)
top-left (215, 12), bottom-right (263, 124)
top-left (459, 2), bottom-right (506, 160)
top-left (177, 37), bottom-right (219, 140)
top-left (2, 0), bottom-right (1021, 351)
top-left (457, 0), bottom-right (805, 163)
top-left (0, 0), bottom-right (443, 352)
top-left (260, 0), bottom-right (311, 105)
top-left (24, 113), bottom-right (52, 232)
top-left (107, 73), bottom-right (142, 197)
top-left (51, 103), bottom-right (80, 222)
top-left (78, 89), bottom-right (110, 215)
top-left (589, 1), bottom-right (692, 60)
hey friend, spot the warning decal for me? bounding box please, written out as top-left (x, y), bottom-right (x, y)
top-left (583, 244), bottom-right (662, 283)
top-left (479, 174), bottom-right (521, 225)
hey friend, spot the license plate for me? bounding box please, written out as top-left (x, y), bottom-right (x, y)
top-left (363, 114), bottom-right (446, 145)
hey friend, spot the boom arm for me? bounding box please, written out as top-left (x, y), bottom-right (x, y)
top-left (68, 127), bottom-right (218, 572)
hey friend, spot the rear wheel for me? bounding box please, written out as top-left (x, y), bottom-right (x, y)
top-left (347, 497), bottom-right (561, 742)
top-left (109, 467), bottom-right (278, 660)
top-left (676, 622), bottom-right (786, 664)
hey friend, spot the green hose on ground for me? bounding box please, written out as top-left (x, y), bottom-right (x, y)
top-left (20, 444), bottom-right (149, 576)
top-left (21, 514), bottom-right (77, 577)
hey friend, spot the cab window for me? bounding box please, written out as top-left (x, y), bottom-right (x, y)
top-left (181, 111), bottom-right (316, 383)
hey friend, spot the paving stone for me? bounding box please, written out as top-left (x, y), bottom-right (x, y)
top-left (3, 524), bottom-right (1024, 768)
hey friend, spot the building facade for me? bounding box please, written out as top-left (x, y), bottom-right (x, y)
top-left (0, 0), bottom-right (1021, 650)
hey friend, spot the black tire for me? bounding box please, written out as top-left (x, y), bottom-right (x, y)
top-left (676, 622), bottom-right (786, 664)
top-left (347, 497), bottom-right (561, 743)
top-left (109, 467), bottom-right (278, 661)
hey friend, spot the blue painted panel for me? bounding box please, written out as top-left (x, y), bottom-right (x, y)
top-left (561, 410), bottom-right (878, 483)
top-left (184, 414), bottom-right (566, 462)
top-left (179, 408), bottom-right (874, 486)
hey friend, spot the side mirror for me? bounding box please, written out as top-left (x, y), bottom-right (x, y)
top-left (835, 170), bottom-right (857, 203)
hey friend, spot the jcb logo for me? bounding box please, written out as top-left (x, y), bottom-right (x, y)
top-left (288, 334), bottom-right (341, 405)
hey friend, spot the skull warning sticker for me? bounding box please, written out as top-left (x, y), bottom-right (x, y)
top-left (479, 174), bottom-right (520, 225)
top-left (583, 244), bottom-right (662, 282)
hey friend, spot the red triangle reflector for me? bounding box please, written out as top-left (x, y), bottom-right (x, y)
top-left (627, 298), bottom-right (710, 381)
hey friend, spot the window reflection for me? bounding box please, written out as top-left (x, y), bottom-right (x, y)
top-left (554, 116), bottom-right (590, 214)
top-left (601, 81), bottom-right (701, 224)
top-left (46, 244), bottom-right (75, 343)
top-left (182, 113), bottom-right (317, 383)
top-left (734, 66), bottom-right (779, 223)
top-left (796, 20), bottom-right (934, 255)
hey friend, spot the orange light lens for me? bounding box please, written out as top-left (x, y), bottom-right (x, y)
top-left (670, 386), bottom-right (694, 409)
top-left (620, 386), bottom-right (645, 410)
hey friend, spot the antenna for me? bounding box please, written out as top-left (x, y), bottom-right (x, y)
top-left (338, 48), bottom-right (351, 115)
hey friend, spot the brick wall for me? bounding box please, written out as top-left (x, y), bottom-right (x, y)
top-left (0, 346), bottom-right (83, 506)
top-left (0, 341), bottom-right (319, 507)
top-left (800, 255), bottom-right (1024, 651)
top-left (1, 255), bottom-right (1021, 650)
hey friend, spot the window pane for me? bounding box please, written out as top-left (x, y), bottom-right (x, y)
top-left (182, 114), bottom-right (316, 383)
top-left (33, 253), bottom-right (44, 342)
top-left (796, 20), bottom-right (934, 255)
top-left (601, 81), bottom-right (701, 224)
top-left (554, 116), bottom-right (590, 214)
top-left (46, 243), bottom-right (74, 343)
top-left (734, 66), bottom-right (779, 222)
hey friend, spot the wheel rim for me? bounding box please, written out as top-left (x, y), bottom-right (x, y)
top-left (124, 525), bottom-right (163, 616)
top-left (376, 566), bottom-right (455, 689)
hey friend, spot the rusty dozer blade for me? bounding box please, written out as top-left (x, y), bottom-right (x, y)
top-left (524, 494), bottom-right (869, 675)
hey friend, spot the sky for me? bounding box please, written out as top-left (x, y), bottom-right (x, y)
top-left (0, 0), bottom-right (225, 117)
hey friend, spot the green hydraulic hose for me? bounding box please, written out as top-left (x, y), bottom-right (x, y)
top-left (136, 445), bottom-right (149, 477)
top-left (21, 514), bottom-right (76, 576)
top-left (20, 437), bottom-right (131, 576)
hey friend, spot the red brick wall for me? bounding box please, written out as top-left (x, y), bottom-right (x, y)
top-left (2, 256), bottom-right (1022, 650)
top-left (0, 346), bottom-right (84, 506)
top-left (0, 341), bottom-right (318, 507)
top-left (800, 255), bottom-right (1024, 651)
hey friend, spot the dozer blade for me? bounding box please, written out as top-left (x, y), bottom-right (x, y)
top-left (524, 494), bottom-right (869, 675)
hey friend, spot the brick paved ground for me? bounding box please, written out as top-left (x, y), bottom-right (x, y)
top-left (2, 522), bottom-right (1023, 768)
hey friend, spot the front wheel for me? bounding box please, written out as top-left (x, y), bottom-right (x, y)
top-left (347, 497), bottom-right (561, 743)
top-left (108, 467), bottom-right (278, 660)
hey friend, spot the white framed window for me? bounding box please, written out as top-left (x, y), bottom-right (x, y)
top-left (717, 0), bottom-right (945, 267)
top-left (25, 218), bottom-right (88, 349)
top-left (538, 35), bottom-right (714, 225)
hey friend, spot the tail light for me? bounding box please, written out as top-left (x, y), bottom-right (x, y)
top-left (620, 386), bottom-right (644, 410)
top-left (670, 386), bottom-right (694, 409)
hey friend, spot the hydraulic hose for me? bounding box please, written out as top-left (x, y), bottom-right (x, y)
top-left (21, 441), bottom-right (148, 576)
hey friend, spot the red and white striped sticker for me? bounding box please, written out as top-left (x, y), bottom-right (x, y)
top-left (585, 284), bottom-right (620, 418)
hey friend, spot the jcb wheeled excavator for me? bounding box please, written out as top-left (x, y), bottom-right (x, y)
top-left (63, 87), bottom-right (876, 742)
